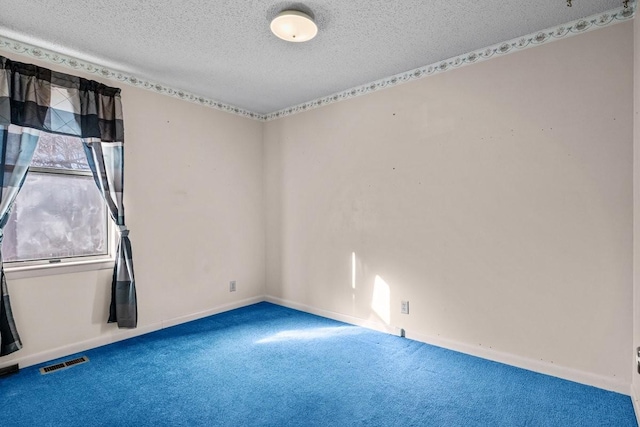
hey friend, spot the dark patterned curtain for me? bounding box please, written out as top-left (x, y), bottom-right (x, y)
top-left (0, 56), bottom-right (136, 356)
top-left (0, 125), bottom-right (40, 355)
top-left (83, 140), bottom-right (136, 328)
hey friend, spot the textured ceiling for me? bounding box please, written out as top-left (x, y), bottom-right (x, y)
top-left (0, 0), bottom-right (625, 115)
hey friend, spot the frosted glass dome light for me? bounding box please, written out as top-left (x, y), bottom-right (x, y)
top-left (270, 10), bottom-right (318, 43)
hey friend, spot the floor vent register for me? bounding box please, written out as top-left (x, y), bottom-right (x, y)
top-left (39, 356), bottom-right (89, 375)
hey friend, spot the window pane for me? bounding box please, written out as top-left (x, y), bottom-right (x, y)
top-left (30, 133), bottom-right (90, 170)
top-left (3, 172), bottom-right (107, 262)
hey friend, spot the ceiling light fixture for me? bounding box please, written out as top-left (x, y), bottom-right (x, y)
top-left (270, 10), bottom-right (318, 43)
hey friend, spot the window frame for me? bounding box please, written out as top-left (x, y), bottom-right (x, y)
top-left (3, 144), bottom-right (116, 279)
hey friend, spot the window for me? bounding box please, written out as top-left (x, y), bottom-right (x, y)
top-left (3, 132), bottom-right (111, 266)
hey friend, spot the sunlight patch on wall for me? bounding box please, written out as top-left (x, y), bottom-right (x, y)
top-left (372, 275), bottom-right (391, 325)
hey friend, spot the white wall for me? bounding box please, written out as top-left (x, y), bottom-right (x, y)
top-left (264, 22), bottom-right (633, 392)
top-left (0, 51), bottom-right (265, 368)
top-left (632, 13), bottom-right (640, 414)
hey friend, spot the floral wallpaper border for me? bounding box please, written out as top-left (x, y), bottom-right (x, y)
top-left (0, 38), bottom-right (263, 120)
top-left (265, 3), bottom-right (635, 121)
top-left (0, 3), bottom-right (634, 122)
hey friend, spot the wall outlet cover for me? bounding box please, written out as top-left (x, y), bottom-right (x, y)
top-left (401, 301), bottom-right (409, 314)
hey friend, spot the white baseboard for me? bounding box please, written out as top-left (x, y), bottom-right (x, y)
top-left (407, 329), bottom-right (629, 395)
top-left (3, 294), bottom-right (631, 397)
top-left (0, 322), bottom-right (162, 370)
top-left (160, 296), bottom-right (264, 329)
top-left (265, 295), bottom-right (403, 336)
top-left (631, 382), bottom-right (640, 424)
top-left (0, 296), bottom-right (263, 370)
top-left (266, 295), bottom-right (630, 395)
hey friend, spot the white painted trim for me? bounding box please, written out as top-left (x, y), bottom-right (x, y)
top-left (632, 383), bottom-right (640, 424)
top-left (4, 258), bottom-right (114, 280)
top-left (265, 295), bottom-right (403, 336)
top-left (264, 295), bottom-right (400, 336)
top-left (406, 329), bottom-right (629, 395)
top-left (0, 296), bottom-right (263, 370)
top-left (2, 293), bottom-right (631, 396)
top-left (160, 296), bottom-right (264, 329)
top-left (266, 295), bottom-right (630, 395)
top-left (0, 322), bottom-right (161, 371)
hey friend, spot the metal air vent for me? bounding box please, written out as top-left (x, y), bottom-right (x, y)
top-left (39, 356), bottom-right (89, 375)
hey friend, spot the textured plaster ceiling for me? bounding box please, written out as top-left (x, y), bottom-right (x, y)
top-left (0, 0), bottom-right (625, 115)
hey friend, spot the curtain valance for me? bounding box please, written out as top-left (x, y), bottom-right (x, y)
top-left (0, 56), bottom-right (124, 141)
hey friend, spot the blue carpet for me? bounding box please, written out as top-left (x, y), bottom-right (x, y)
top-left (0, 302), bottom-right (636, 426)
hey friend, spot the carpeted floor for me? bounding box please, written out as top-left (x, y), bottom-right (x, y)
top-left (0, 302), bottom-right (636, 426)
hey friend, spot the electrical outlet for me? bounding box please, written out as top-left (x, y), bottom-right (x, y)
top-left (401, 301), bottom-right (409, 314)
top-left (230, 281), bottom-right (236, 292)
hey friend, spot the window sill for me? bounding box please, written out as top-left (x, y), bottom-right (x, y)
top-left (4, 258), bottom-right (114, 280)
